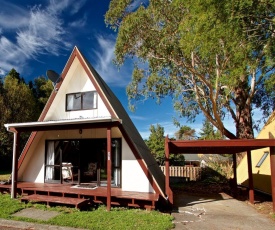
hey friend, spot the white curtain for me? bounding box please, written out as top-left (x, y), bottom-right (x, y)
top-left (46, 141), bottom-right (55, 180)
top-left (67, 94), bottom-right (74, 110)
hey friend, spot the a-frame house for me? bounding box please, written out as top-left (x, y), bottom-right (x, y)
top-left (3, 47), bottom-right (168, 210)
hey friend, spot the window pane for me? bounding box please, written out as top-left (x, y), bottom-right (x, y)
top-left (73, 93), bottom-right (82, 110)
top-left (67, 94), bottom-right (74, 110)
top-left (66, 93), bottom-right (81, 110)
top-left (83, 91), bottom-right (97, 109)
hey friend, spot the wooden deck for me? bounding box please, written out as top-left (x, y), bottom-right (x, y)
top-left (0, 182), bottom-right (159, 210)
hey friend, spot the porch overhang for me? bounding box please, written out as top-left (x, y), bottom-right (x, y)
top-left (4, 116), bottom-right (121, 212)
top-left (4, 116), bottom-right (122, 132)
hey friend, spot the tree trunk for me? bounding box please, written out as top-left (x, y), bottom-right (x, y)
top-left (235, 82), bottom-right (254, 139)
top-left (235, 84), bottom-right (254, 163)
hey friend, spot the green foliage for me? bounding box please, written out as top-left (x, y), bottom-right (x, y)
top-left (145, 124), bottom-right (165, 165)
top-left (106, 0), bottom-right (275, 140)
top-left (29, 76), bottom-right (53, 114)
top-left (174, 125), bottom-right (196, 140)
top-left (199, 119), bottom-right (223, 140)
top-left (0, 69), bottom-right (53, 168)
top-left (145, 124), bottom-right (185, 165)
top-left (0, 194), bottom-right (174, 230)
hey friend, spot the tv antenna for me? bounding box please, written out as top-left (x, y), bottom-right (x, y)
top-left (46, 70), bottom-right (61, 91)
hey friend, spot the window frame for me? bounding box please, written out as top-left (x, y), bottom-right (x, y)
top-left (255, 151), bottom-right (269, 167)
top-left (66, 91), bottom-right (97, 111)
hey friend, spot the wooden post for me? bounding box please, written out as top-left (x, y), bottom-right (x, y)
top-left (106, 127), bottom-right (112, 211)
top-left (165, 136), bottom-right (170, 197)
top-left (232, 153), bottom-right (237, 196)
top-left (270, 147), bottom-right (275, 212)
top-left (247, 150), bottom-right (254, 204)
top-left (11, 129), bottom-right (19, 199)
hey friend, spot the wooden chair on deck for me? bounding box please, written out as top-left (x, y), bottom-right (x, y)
top-left (62, 162), bottom-right (73, 182)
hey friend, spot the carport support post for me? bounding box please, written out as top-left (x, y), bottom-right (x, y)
top-left (11, 129), bottom-right (19, 199)
top-left (247, 150), bottom-right (254, 204)
top-left (232, 154), bottom-right (237, 196)
top-left (165, 136), bottom-right (170, 196)
top-left (106, 127), bottom-right (112, 211)
top-left (270, 147), bottom-right (275, 212)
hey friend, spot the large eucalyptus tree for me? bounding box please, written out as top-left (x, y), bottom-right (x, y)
top-left (105, 0), bottom-right (275, 139)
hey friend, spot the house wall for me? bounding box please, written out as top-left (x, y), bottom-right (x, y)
top-left (44, 58), bottom-right (111, 121)
top-left (121, 138), bottom-right (154, 193)
top-left (237, 118), bottom-right (273, 194)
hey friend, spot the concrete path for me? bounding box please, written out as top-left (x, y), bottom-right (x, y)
top-left (172, 192), bottom-right (275, 230)
top-left (0, 218), bottom-right (85, 230)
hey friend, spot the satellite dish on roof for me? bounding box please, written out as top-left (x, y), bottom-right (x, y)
top-left (46, 70), bottom-right (61, 91)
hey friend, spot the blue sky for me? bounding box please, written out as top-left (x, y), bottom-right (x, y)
top-left (0, 0), bottom-right (258, 139)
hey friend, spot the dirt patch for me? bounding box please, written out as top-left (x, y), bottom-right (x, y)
top-left (171, 181), bottom-right (275, 221)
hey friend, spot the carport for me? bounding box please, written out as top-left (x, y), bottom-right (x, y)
top-left (164, 137), bottom-right (275, 211)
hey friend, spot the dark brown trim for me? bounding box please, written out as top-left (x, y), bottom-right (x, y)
top-left (11, 130), bottom-right (20, 198)
top-left (270, 147), bottom-right (275, 211)
top-left (247, 150), bottom-right (254, 204)
top-left (232, 154), bottom-right (237, 194)
top-left (165, 136), bottom-right (170, 200)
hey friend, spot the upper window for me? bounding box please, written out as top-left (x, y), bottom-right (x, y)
top-left (256, 151), bottom-right (269, 167)
top-left (66, 91), bottom-right (97, 111)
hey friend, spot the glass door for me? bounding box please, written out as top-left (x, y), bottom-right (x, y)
top-left (45, 138), bottom-right (121, 187)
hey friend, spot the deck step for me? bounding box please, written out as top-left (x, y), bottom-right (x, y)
top-left (21, 194), bottom-right (89, 209)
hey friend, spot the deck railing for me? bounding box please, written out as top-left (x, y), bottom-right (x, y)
top-left (160, 166), bottom-right (201, 181)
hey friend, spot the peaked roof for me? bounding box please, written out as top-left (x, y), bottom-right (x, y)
top-left (12, 46), bottom-right (166, 199)
top-left (76, 47), bottom-right (166, 198)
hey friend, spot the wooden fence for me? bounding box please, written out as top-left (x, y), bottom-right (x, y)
top-left (160, 166), bottom-right (201, 181)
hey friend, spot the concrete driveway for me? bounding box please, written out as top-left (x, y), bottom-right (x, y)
top-left (171, 192), bottom-right (275, 230)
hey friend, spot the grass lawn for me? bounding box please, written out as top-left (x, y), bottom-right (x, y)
top-left (0, 193), bottom-right (174, 230)
top-left (0, 171), bottom-right (11, 181)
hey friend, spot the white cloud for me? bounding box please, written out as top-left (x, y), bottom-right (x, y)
top-left (70, 0), bottom-right (87, 14)
top-left (47, 0), bottom-right (86, 15)
top-left (17, 6), bottom-right (70, 59)
top-left (69, 15), bottom-right (87, 28)
top-left (0, 68), bottom-right (5, 75)
top-left (130, 115), bottom-right (147, 121)
top-left (0, 36), bottom-right (25, 74)
top-left (0, 0), bottom-right (29, 30)
top-left (93, 35), bottom-right (132, 86)
top-left (0, 0), bottom-right (86, 76)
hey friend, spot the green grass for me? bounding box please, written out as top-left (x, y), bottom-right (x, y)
top-left (0, 171), bottom-right (11, 181)
top-left (0, 194), bottom-right (174, 229)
